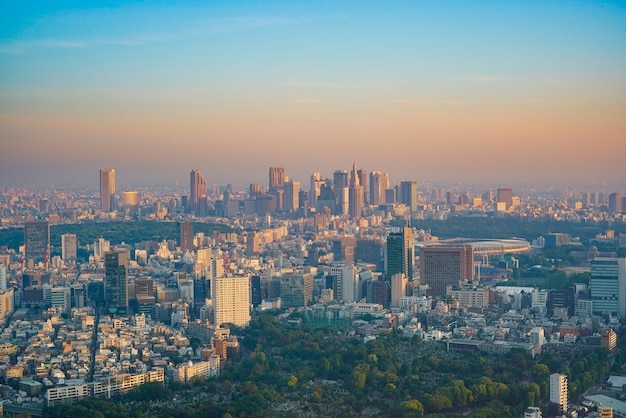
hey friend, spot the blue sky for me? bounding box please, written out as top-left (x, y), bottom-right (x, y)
top-left (1, 1), bottom-right (625, 187)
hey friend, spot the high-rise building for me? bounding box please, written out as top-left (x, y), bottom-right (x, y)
top-left (386, 227), bottom-right (414, 281)
top-left (24, 221), bottom-right (49, 267)
top-left (348, 162), bottom-right (364, 219)
top-left (332, 236), bottom-right (357, 264)
top-left (400, 181), bottom-right (418, 213)
top-left (281, 272), bottom-right (314, 308)
top-left (105, 249), bottom-right (130, 315)
top-left (333, 170), bottom-right (349, 190)
top-left (100, 169), bottom-right (116, 212)
top-left (309, 172), bottom-right (322, 207)
top-left (250, 275), bottom-right (262, 307)
top-left (61, 234), bottom-right (77, 261)
top-left (390, 273), bottom-right (408, 308)
top-left (357, 169), bottom-right (367, 205)
top-left (608, 192), bottom-right (624, 214)
top-left (420, 245), bottom-right (474, 297)
top-left (269, 166), bottom-right (286, 191)
top-left (497, 187), bottom-right (513, 209)
top-left (369, 171), bottom-right (389, 206)
top-left (283, 181), bottom-right (300, 213)
top-left (590, 257), bottom-right (626, 317)
top-left (190, 169), bottom-right (207, 216)
top-left (179, 221), bottom-right (193, 253)
top-left (549, 373), bottom-right (568, 415)
top-left (212, 276), bottom-right (250, 327)
top-left (0, 264), bottom-right (6, 293)
top-left (331, 265), bottom-right (358, 303)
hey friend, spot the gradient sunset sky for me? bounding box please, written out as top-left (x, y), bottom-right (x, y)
top-left (1, 1), bottom-right (625, 188)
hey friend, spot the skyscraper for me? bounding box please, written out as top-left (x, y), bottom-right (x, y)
top-left (386, 226), bottom-right (414, 281)
top-left (212, 276), bottom-right (250, 327)
top-left (590, 257), bottom-right (626, 317)
top-left (497, 187), bottom-right (513, 209)
top-left (100, 169), bottom-right (116, 212)
top-left (24, 221), bottom-right (49, 267)
top-left (420, 245), bottom-right (474, 296)
top-left (348, 162), bottom-right (364, 218)
top-left (283, 180), bottom-right (300, 213)
top-left (269, 166), bottom-right (286, 191)
top-left (179, 221), bottom-right (193, 253)
top-left (61, 234), bottom-right (77, 261)
top-left (309, 172), bottom-right (322, 207)
top-left (400, 181), bottom-right (418, 213)
top-left (608, 192), bottom-right (624, 214)
top-left (190, 169), bottom-right (207, 216)
top-left (369, 171), bottom-right (389, 206)
top-left (105, 249), bottom-right (129, 315)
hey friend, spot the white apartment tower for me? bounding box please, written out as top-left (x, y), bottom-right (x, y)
top-left (549, 373), bottom-right (568, 414)
top-left (212, 276), bottom-right (250, 327)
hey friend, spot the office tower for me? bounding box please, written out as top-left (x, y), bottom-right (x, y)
top-left (348, 162), bottom-right (364, 218)
top-left (24, 221), bottom-right (49, 267)
top-left (105, 249), bottom-right (130, 315)
top-left (497, 187), bottom-right (513, 209)
top-left (549, 373), bottom-right (568, 415)
top-left (190, 169), bottom-right (207, 216)
top-left (250, 275), bottom-right (262, 307)
top-left (121, 191), bottom-right (139, 216)
top-left (283, 180), bottom-right (300, 213)
top-left (212, 276), bottom-right (250, 327)
top-left (390, 273), bottom-right (407, 308)
top-left (357, 169), bottom-right (367, 205)
top-left (269, 166), bottom-right (286, 191)
top-left (100, 169), bottom-right (116, 212)
top-left (333, 170), bottom-right (349, 190)
top-left (331, 265), bottom-right (358, 303)
top-left (61, 233), bottom-right (77, 261)
top-left (400, 181), bottom-right (418, 213)
top-left (529, 327), bottom-right (545, 346)
top-left (179, 221), bottom-right (193, 253)
top-left (385, 188), bottom-right (396, 204)
top-left (87, 281), bottom-right (105, 305)
top-left (336, 187), bottom-right (349, 215)
top-left (369, 171), bottom-right (389, 206)
top-left (386, 226), bottom-right (414, 280)
top-left (249, 183), bottom-right (263, 197)
top-left (609, 192), bottom-right (624, 214)
top-left (309, 172), bottom-right (322, 206)
top-left (280, 272), bottom-right (314, 308)
top-left (590, 257), bottom-right (626, 317)
top-left (332, 236), bottom-right (357, 264)
top-left (355, 238), bottom-right (385, 272)
top-left (420, 245), bottom-right (474, 297)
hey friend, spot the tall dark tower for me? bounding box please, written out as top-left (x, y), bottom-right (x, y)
top-left (105, 249), bottom-right (129, 315)
top-left (400, 181), bottom-right (418, 214)
top-left (179, 221), bottom-right (193, 252)
top-left (100, 169), bottom-right (116, 212)
top-left (24, 221), bottom-right (50, 267)
top-left (386, 226), bottom-right (414, 281)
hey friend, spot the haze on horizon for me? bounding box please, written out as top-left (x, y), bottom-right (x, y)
top-left (1, 1), bottom-right (625, 188)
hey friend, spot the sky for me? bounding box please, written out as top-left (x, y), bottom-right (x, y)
top-left (1, 0), bottom-right (625, 188)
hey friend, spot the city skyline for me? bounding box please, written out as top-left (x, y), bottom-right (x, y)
top-left (1, 1), bottom-right (625, 187)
